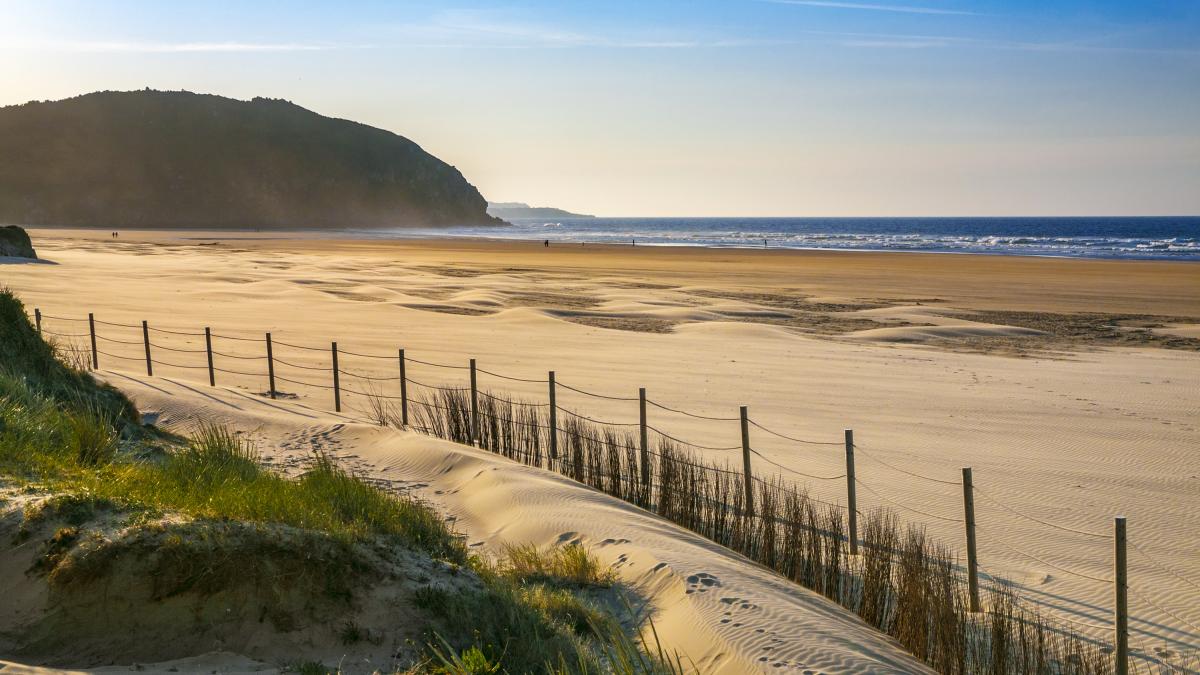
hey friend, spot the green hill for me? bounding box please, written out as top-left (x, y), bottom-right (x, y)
top-left (0, 90), bottom-right (502, 229)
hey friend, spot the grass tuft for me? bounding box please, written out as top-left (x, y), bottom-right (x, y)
top-left (497, 542), bottom-right (615, 588)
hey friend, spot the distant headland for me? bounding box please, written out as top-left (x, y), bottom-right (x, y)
top-left (0, 90), bottom-right (502, 229)
top-left (487, 202), bottom-right (595, 220)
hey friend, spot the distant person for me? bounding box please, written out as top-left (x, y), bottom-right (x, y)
top-left (764, 238), bottom-right (768, 248)
top-left (632, 238), bottom-right (636, 247)
top-left (544, 239), bottom-right (549, 248)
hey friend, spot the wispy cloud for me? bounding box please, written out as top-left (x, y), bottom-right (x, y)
top-left (5, 40), bottom-right (339, 53)
top-left (805, 29), bottom-right (1200, 55)
top-left (764, 0), bottom-right (978, 16)
top-left (382, 9), bottom-right (766, 49)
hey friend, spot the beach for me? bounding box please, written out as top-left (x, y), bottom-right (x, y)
top-left (5, 228), bottom-right (1198, 670)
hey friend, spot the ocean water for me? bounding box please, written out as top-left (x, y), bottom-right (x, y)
top-left (370, 216), bottom-right (1200, 260)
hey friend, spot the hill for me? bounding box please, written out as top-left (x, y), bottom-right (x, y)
top-left (487, 201), bottom-right (595, 219)
top-left (0, 90), bottom-right (502, 229)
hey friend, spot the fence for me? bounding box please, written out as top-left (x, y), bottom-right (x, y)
top-left (30, 307), bottom-right (1200, 674)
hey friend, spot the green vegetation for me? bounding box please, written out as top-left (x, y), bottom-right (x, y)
top-left (416, 543), bottom-right (630, 673)
top-left (0, 91), bottom-right (502, 229)
top-left (0, 289), bottom-right (136, 423)
top-left (496, 542), bottom-right (616, 588)
top-left (0, 288), bottom-right (680, 673)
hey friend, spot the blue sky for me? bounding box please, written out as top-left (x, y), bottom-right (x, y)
top-left (2, 0), bottom-right (1198, 216)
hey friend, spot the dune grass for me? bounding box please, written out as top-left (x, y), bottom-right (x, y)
top-left (0, 378), bottom-right (465, 559)
top-left (497, 542), bottom-right (616, 589)
top-left (422, 543), bottom-right (683, 675)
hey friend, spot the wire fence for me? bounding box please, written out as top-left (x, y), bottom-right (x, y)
top-left (28, 306), bottom-right (1199, 673)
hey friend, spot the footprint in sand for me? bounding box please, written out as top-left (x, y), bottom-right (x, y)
top-left (685, 572), bottom-right (721, 594)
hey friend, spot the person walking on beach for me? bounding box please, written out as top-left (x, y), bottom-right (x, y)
top-left (544, 239), bottom-right (549, 248)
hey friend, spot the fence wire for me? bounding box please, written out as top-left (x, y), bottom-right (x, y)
top-left (34, 303), bottom-right (1193, 667)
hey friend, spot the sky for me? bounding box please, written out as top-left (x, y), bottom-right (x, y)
top-left (1, 1), bottom-right (1198, 217)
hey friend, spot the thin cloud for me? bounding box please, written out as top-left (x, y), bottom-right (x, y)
top-left (804, 29), bottom-right (1200, 56)
top-left (764, 0), bottom-right (978, 16)
top-left (5, 40), bottom-right (338, 53)
top-left (385, 9), bottom-right (768, 49)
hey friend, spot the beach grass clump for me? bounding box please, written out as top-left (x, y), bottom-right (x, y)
top-left (497, 542), bottom-right (616, 588)
top-left (422, 543), bottom-right (682, 675)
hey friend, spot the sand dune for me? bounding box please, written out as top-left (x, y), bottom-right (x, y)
top-left (4, 229), bottom-right (1198, 669)
top-left (105, 373), bottom-right (932, 674)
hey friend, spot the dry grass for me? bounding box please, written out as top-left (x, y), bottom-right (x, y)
top-left (406, 385), bottom-right (1126, 675)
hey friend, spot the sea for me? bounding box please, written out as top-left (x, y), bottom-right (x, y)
top-left (367, 216), bottom-right (1200, 261)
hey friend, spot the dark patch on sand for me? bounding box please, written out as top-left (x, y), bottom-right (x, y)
top-left (961, 311), bottom-right (1200, 352)
top-left (504, 291), bottom-right (603, 310)
top-left (564, 316), bottom-right (677, 334)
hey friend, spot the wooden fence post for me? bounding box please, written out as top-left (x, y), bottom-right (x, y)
top-left (1115, 516), bottom-right (1129, 675)
top-left (548, 371), bottom-right (558, 462)
top-left (639, 387), bottom-right (650, 493)
top-left (741, 406), bottom-right (754, 518)
top-left (398, 349), bottom-right (408, 426)
top-left (845, 429), bottom-right (858, 555)
top-left (141, 320), bottom-right (153, 376)
top-left (331, 342), bottom-right (341, 412)
top-left (265, 333), bottom-right (276, 399)
top-left (34, 308), bottom-right (41, 334)
top-left (469, 358), bottom-right (478, 446)
top-left (204, 327), bottom-right (215, 386)
top-left (962, 467), bottom-right (981, 612)
top-left (88, 313), bottom-right (98, 370)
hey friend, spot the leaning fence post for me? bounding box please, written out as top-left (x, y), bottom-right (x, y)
top-left (845, 429), bottom-right (858, 555)
top-left (88, 313), bottom-right (98, 370)
top-left (741, 406), bottom-right (754, 518)
top-left (469, 358), bottom-right (479, 446)
top-left (548, 371), bottom-right (558, 462)
top-left (398, 349), bottom-right (408, 426)
top-left (141, 320), bottom-right (153, 376)
top-left (1115, 516), bottom-right (1129, 675)
top-left (331, 342), bottom-right (341, 412)
top-left (962, 467), bottom-right (981, 612)
top-left (639, 387), bottom-right (650, 494)
top-left (265, 333), bottom-right (276, 399)
top-left (34, 308), bottom-right (41, 334)
top-left (204, 327), bottom-right (215, 386)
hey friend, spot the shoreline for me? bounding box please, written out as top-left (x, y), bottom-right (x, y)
top-left (18, 223), bottom-right (1200, 262)
top-left (25, 226), bottom-right (1200, 317)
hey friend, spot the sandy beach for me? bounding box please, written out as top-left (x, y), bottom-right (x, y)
top-left (4, 228), bottom-right (1198, 671)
